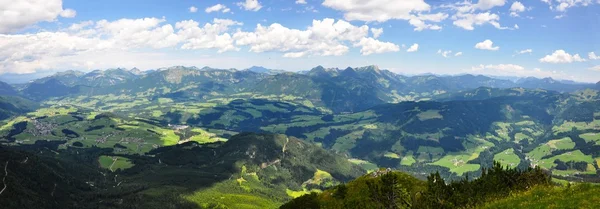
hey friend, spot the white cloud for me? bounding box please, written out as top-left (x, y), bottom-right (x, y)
top-left (509, 2), bottom-right (526, 17)
top-left (590, 52), bottom-right (600, 60)
top-left (516, 49), bottom-right (533, 55)
top-left (543, 0), bottom-right (597, 12)
top-left (371, 28), bottom-right (383, 38)
top-left (322, 0), bottom-right (430, 22)
top-left (475, 39), bottom-right (500, 51)
top-left (234, 18), bottom-right (385, 57)
top-left (539, 50), bottom-right (586, 63)
top-left (590, 65), bottom-right (600, 71)
top-left (468, 64), bottom-right (566, 78)
top-left (452, 12), bottom-right (508, 30)
top-left (59, 9), bottom-right (77, 18)
top-left (295, 0), bottom-right (307, 4)
top-left (353, 37), bottom-right (400, 55)
top-left (437, 49), bottom-right (463, 58)
top-left (406, 43), bottom-right (419, 52)
top-left (438, 49), bottom-right (452, 58)
top-left (441, 1), bottom-right (512, 31)
top-left (0, 0), bottom-right (77, 33)
top-left (472, 64), bottom-right (524, 71)
top-left (189, 6), bottom-right (198, 13)
top-left (177, 19), bottom-right (243, 53)
top-left (206, 4), bottom-right (231, 13)
top-left (237, 0), bottom-right (262, 11)
top-left (322, 0), bottom-right (447, 31)
top-left (475, 0), bottom-right (506, 10)
top-left (0, 17), bottom-right (245, 74)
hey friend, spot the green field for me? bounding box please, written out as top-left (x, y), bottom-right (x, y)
top-left (538, 150), bottom-right (594, 170)
top-left (430, 154), bottom-right (480, 176)
top-left (348, 158), bottom-right (379, 172)
top-left (401, 155), bottom-right (416, 166)
top-left (494, 148), bottom-right (521, 169)
top-left (580, 133), bottom-right (600, 145)
top-left (527, 137), bottom-right (575, 161)
top-left (98, 155), bottom-right (134, 172)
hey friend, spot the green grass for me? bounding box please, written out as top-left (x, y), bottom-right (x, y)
top-left (98, 155), bottom-right (134, 172)
top-left (348, 158), bottom-right (379, 172)
top-left (527, 137), bottom-right (575, 161)
top-left (579, 133), bottom-right (600, 144)
top-left (494, 148), bottom-right (521, 169)
top-left (400, 155), bottom-right (416, 166)
top-left (480, 184), bottom-right (600, 209)
top-left (538, 150), bottom-right (594, 170)
top-left (417, 110), bottom-right (443, 121)
top-left (384, 152), bottom-right (400, 159)
top-left (514, 133), bottom-right (532, 142)
top-left (183, 179), bottom-right (281, 209)
top-left (430, 154), bottom-right (480, 176)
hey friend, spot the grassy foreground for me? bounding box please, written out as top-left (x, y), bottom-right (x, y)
top-left (481, 184), bottom-right (600, 209)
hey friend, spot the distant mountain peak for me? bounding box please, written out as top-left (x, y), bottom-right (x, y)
top-left (307, 65), bottom-right (339, 77)
top-left (130, 67), bottom-right (142, 75)
top-left (54, 70), bottom-right (84, 77)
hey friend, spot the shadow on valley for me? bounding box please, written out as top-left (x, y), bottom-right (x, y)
top-left (0, 132), bottom-right (365, 209)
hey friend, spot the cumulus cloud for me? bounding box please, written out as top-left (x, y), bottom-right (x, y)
top-left (589, 52), bottom-right (600, 60)
top-left (371, 28), bottom-right (383, 38)
top-left (59, 9), bottom-right (77, 18)
top-left (438, 49), bottom-right (457, 58)
top-left (406, 43), bottom-right (419, 52)
top-left (295, 0), bottom-right (307, 4)
top-left (455, 52), bottom-right (463, 56)
top-left (353, 37), bottom-right (400, 55)
top-left (509, 1), bottom-right (526, 17)
top-left (0, 0), bottom-right (77, 33)
top-left (206, 4), bottom-right (231, 13)
top-left (1, 16), bottom-right (400, 73)
top-left (0, 18), bottom-right (245, 74)
top-left (237, 0), bottom-right (262, 11)
top-left (177, 19), bottom-right (243, 52)
top-left (539, 50), bottom-right (586, 63)
top-left (452, 12), bottom-right (508, 30)
top-left (189, 6), bottom-right (198, 13)
top-left (408, 13), bottom-right (448, 31)
top-left (441, 1), bottom-right (512, 30)
top-left (543, 0), bottom-right (597, 12)
top-left (475, 39), bottom-right (500, 51)
top-left (474, 0), bottom-right (506, 10)
top-left (322, 0), bottom-right (447, 31)
top-left (590, 66), bottom-right (600, 71)
top-left (233, 18), bottom-right (398, 57)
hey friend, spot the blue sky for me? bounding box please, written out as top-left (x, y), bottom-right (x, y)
top-left (1, 0), bottom-right (600, 82)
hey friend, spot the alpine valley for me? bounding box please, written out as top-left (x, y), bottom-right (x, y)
top-left (2, 65), bottom-right (600, 208)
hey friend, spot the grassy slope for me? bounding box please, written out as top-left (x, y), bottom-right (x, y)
top-left (481, 184), bottom-right (600, 209)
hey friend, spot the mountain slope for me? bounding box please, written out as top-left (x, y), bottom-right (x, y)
top-left (0, 132), bottom-right (365, 209)
top-left (0, 96), bottom-right (37, 121)
top-left (0, 81), bottom-right (18, 96)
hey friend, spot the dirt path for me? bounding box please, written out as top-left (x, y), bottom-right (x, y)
top-left (282, 137), bottom-right (289, 159)
top-left (0, 161), bottom-right (8, 195)
top-left (109, 157), bottom-right (118, 172)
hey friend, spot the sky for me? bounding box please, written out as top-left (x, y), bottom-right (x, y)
top-left (1, 0), bottom-right (600, 83)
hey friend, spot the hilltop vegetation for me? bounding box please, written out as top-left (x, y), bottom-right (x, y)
top-left (281, 162), bottom-right (552, 209)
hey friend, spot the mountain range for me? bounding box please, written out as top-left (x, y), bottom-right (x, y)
top-left (1, 65), bottom-right (600, 208)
